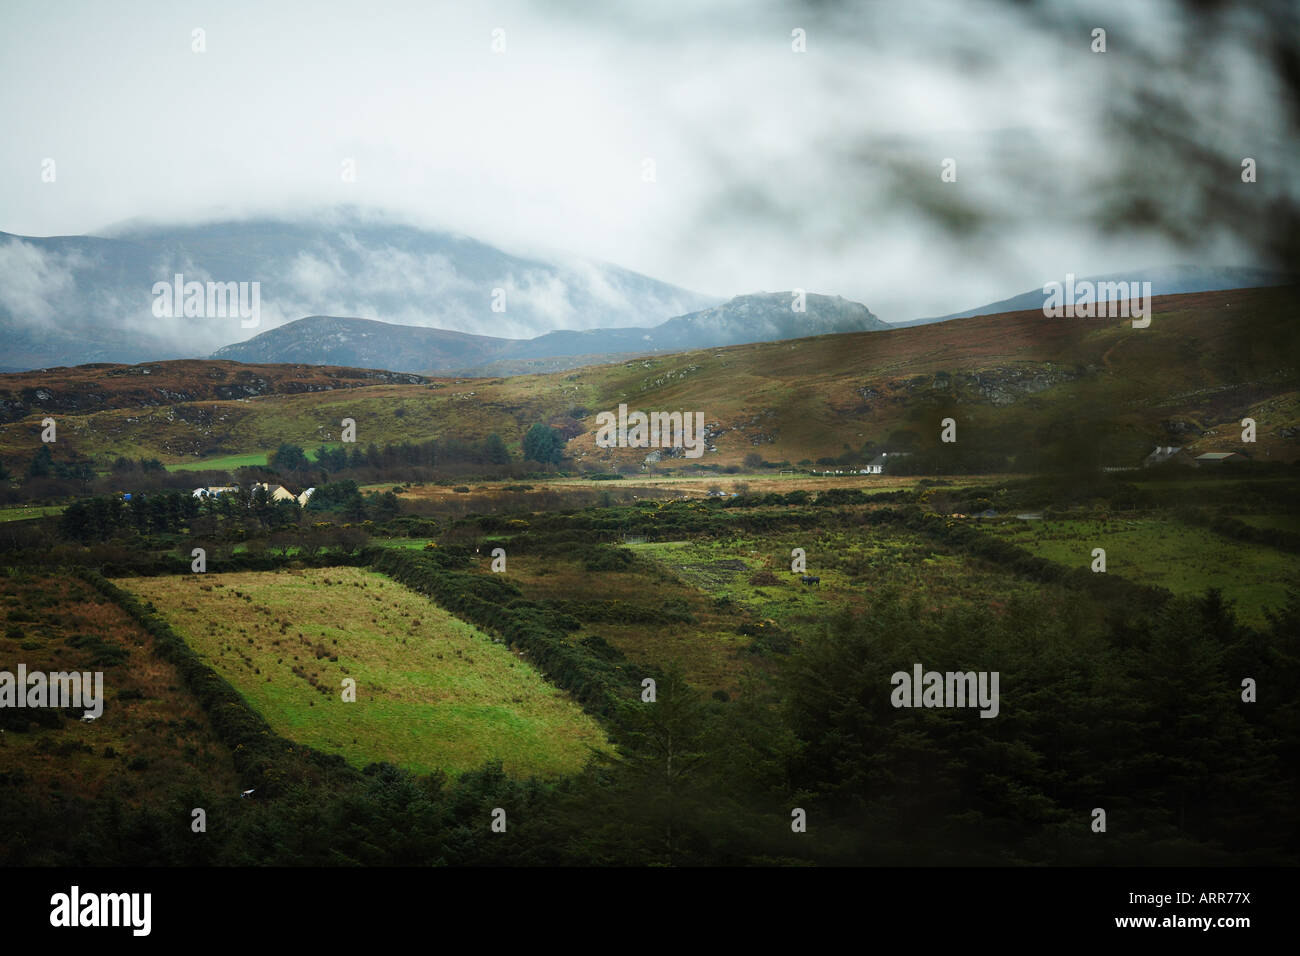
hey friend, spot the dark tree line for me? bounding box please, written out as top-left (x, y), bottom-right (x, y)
top-left (60, 490), bottom-right (201, 541)
top-left (298, 435), bottom-right (513, 477)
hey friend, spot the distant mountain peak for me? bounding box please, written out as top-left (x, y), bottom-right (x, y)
top-left (667, 291), bottom-right (886, 337)
top-left (0, 218), bottom-right (717, 370)
top-left (210, 291), bottom-right (886, 375)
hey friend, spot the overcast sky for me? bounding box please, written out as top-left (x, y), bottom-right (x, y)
top-left (1, 0), bottom-right (1293, 321)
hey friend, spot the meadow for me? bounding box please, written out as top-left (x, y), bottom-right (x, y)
top-left (984, 515), bottom-right (1294, 625)
top-left (165, 452), bottom-right (269, 473)
top-left (628, 523), bottom-right (1049, 626)
top-left (0, 504), bottom-right (65, 523)
top-left (123, 567), bottom-right (608, 778)
top-left (165, 444), bottom-right (344, 474)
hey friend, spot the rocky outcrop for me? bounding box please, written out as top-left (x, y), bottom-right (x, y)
top-left (856, 363), bottom-right (1086, 408)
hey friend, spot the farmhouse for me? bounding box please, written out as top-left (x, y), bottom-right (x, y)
top-left (1193, 452), bottom-right (1245, 466)
top-left (1143, 446), bottom-right (1193, 468)
top-left (191, 485), bottom-right (239, 499)
top-left (864, 451), bottom-right (908, 475)
top-left (250, 482), bottom-right (300, 503)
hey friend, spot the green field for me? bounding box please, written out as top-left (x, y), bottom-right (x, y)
top-left (629, 524), bottom-right (1049, 628)
top-left (124, 567), bottom-right (608, 777)
top-left (369, 537), bottom-right (436, 550)
top-left (0, 504), bottom-right (65, 522)
top-left (165, 452), bottom-right (269, 472)
top-left (499, 521), bottom-right (1055, 695)
top-left (165, 444), bottom-right (343, 473)
top-left (986, 516), bottom-right (1295, 625)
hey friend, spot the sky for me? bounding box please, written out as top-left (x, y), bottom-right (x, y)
top-left (0, 0), bottom-right (1294, 323)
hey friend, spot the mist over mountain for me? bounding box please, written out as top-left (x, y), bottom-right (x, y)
top-left (0, 215), bottom-right (717, 370)
top-left (211, 292), bottom-right (888, 374)
top-left (2, 212), bottom-right (1283, 376)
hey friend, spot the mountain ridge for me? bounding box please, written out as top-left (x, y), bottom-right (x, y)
top-left (3, 287), bottom-right (1295, 470)
top-left (0, 217), bottom-right (718, 369)
top-left (210, 292), bottom-right (888, 374)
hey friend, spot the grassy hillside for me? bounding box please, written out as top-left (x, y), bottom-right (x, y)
top-left (123, 567), bottom-right (608, 778)
top-left (1, 287), bottom-right (1295, 469)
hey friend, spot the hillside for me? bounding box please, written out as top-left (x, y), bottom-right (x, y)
top-left (209, 316), bottom-right (511, 372)
top-left (898, 265), bottom-right (1298, 327)
top-left (0, 361), bottom-right (425, 425)
top-left (1, 286), bottom-right (1296, 469)
top-left (211, 292), bottom-right (888, 374)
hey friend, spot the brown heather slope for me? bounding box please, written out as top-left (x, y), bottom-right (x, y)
top-left (0, 360), bottom-right (426, 424)
top-left (0, 572), bottom-right (241, 810)
top-left (0, 286), bottom-right (1296, 468)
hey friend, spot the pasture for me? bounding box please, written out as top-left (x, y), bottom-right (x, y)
top-left (124, 567), bottom-right (608, 778)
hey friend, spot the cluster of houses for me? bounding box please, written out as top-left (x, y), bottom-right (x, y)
top-left (814, 451), bottom-right (911, 477)
top-left (810, 445), bottom-right (1245, 477)
top-left (190, 482), bottom-right (315, 506)
top-left (1143, 446), bottom-right (1247, 468)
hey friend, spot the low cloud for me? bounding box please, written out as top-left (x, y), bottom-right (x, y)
top-left (0, 239), bottom-right (89, 324)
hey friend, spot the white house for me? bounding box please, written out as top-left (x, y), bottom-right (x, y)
top-left (1143, 446), bottom-right (1192, 468)
top-left (192, 485), bottom-right (238, 499)
top-left (864, 452), bottom-right (909, 475)
top-left (250, 482), bottom-right (299, 503)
